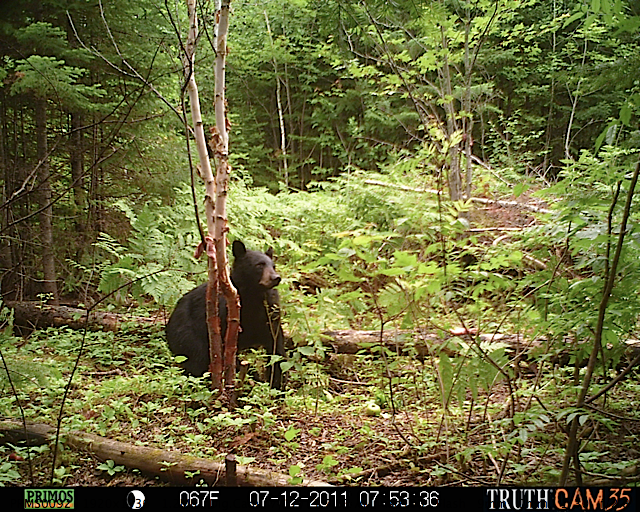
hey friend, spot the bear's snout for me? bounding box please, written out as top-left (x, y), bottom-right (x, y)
top-left (260, 268), bottom-right (281, 288)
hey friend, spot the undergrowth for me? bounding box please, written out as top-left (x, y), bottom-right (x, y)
top-left (2, 158), bottom-right (640, 486)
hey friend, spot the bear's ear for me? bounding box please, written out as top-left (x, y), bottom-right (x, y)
top-left (265, 247), bottom-right (274, 259)
top-left (232, 240), bottom-right (247, 258)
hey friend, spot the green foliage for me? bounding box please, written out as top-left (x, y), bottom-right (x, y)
top-left (316, 454), bottom-right (339, 475)
top-left (0, 304), bottom-right (60, 388)
top-left (9, 22), bottom-right (104, 108)
top-left (485, 0), bottom-right (638, 170)
top-left (525, 147), bottom-right (640, 351)
top-left (11, 55), bottom-right (104, 108)
top-left (0, 459), bottom-right (21, 486)
top-left (15, 22), bottom-right (81, 58)
top-left (95, 193), bottom-right (203, 306)
top-left (96, 460), bottom-right (125, 477)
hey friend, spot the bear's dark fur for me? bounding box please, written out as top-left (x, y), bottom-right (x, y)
top-left (166, 240), bottom-right (285, 388)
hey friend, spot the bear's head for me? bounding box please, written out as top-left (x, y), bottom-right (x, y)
top-left (231, 240), bottom-right (281, 291)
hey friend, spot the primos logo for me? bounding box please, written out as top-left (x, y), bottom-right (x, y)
top-left (24, 489), bottom-right (74, 509)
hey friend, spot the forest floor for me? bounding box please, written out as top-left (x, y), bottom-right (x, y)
top-left (13, 368), bottom-right (640, 488)
top-left (5, 201), bottom-right (640, 488)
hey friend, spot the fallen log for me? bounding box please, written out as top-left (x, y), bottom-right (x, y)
top-left (5, 305), bottom-right (637, 366)
top-left (320, 330), bottom-right (640, 368)
top-left (364, 179), bottom-right (552, 214)
top-left (0, 420), bottom-right (329, 487)
top-left (5, 301), bottom-right (160, 332)
top-left (320, 329), bottom-right (537, 358)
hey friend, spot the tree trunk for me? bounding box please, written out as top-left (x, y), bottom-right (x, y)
top-left (439, 28), bottom-right (461, 202)
top-left (0, 88), bottom-right (13, 299)
top-left (34, 97), bottom-right (58, 304)
top-left (564, 38), bottom-right (588, 161)
top-left (183, 0), bottom-right (224, 391)
top-left (363, 179), bottom-right (552, 214)
top-left (462, 17), bottom-right (473, 201)
top-left (69, 112), bottom-right (86, 259)
top-left (2, 109), bottom-right (26, 301)
top-left (542, 0), bottom-right (558, 174)
top-left (213, 0), bottom-right (241, 394)
top-left (183, 0), bottom-right (239, 394)
top-left (264, 10), bottom-right (288, 188)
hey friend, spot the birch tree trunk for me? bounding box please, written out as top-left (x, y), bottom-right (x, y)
top-left (564, 38), bottom-right (588, 160)
top-left (183, 0), bottom-right (223, 391)
top-left (264, 10), bottom-right (288, 188)
top-left (212, 0), bottom-right (241, 394)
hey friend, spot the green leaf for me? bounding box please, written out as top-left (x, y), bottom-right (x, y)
top-left (595, 125), bottom-right (609, 151)
top-left (513, 183), bottom-right (530, 198)
top-left (280, 361), bottom-right (294, 372)
top-left (337, 267), bottom-right (362, 282)
top-left (298, 346), bottom-right (316, 357)
top-left (583, 14), bottom-right (597, 29)
top-left (284, 426), bottom-right (301, 442)
top-left (620, 103), bottom-right (632, 126)
top-left (289, 465), bottom-right (302, 477)
top-left (563, 11), bottom-right (585, 28)
top-left (518, 428), bottom-right (528, 443)
top-left (392, 251), bottom-right (417, 268)
top-left (352, 235), bottom-right (373, 246)
top-left (322, 455), bottom-right (339, 467)
top-left (379, 268), bottom-right (409, 276)
top-left (439, 353), bottom-right (453, 407)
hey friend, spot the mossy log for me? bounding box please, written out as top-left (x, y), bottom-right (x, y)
top-left (0, 420), bottom-right (329, 487)
top-left (5, 301), bottom-right (160, 332)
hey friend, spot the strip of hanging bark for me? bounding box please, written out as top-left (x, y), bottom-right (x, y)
top-left (5, 301), bottom-right (159, 332)
top-left (0, 420), bottom-right (330, 487)
top-left (364, 179), bottom-right (552, 214)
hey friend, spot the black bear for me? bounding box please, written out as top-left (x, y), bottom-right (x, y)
top-left (166, 240), bottom-right (285, 388)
